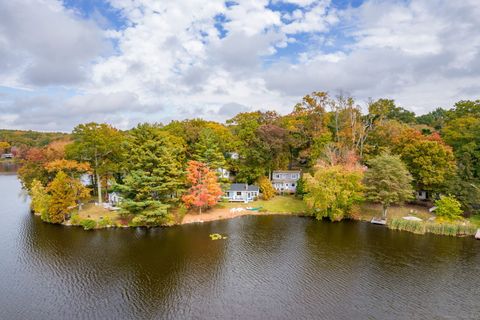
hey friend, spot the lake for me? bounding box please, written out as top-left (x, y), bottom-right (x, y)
top-left (1, 174), bottom-right (479, 319)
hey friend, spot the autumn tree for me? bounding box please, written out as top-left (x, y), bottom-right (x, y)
top-left (46, 171), bottom-right (90, 223)
top-left (29, 179), bottom-right (50, 221)
top-left (258, 176), bottom-right (276, 200)
top-left (0, 141), bottom-right (10, 154)
top-left (399, 139), bottom-right (456, 192)
top-left (17, 140), bottom-right (69, 189)
top-left (67, 123), bottom-right (123, 203)
top-left (280, 92), bottom-right (332, 167)
top-left (368, 99), bottom-right (416, 124)
top-left (228, 111), bottom-right (282, 182)
top-left (44, 159), bottom-right (91, 178)
top-left (303, 162), bottom-right (364, 221)
top-left (182, 161), bottom-right (223, 213)
top-left (363, 154), bottom-right (414, 218)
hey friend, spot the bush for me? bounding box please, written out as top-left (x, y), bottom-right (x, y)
top-left (295, 178), bottom-right (306, 199)
top-left (97, 216), bottom-right (113, 228)
top-left (80, 219), bottom-right (96, 230)
top-left (258, 176), bottom-right (276, 200)
top-left (435, 195), bottom-right (463, 220)
top-left (70, 213), bottom-right (82, 226)
top-left (174, 205), bottom-right (188, 224)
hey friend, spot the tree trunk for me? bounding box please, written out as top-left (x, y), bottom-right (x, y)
top-left (96, 172), bottom-right (102, 204)
top-left (199, 207), bottom-right (202, 215)
top-left (382, 205), bottom-right (388, 219)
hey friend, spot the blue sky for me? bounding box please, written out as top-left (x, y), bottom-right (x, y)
top-left (1, 0), bottom-right (479, 131)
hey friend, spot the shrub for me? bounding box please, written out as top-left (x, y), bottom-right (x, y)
top-left (97, 216), bottom-right (113, 228)
top-left (70, 213), bottom-right (82, 226)
top-left (435, 195), bottom-right (463, 220)
top-left (80, 219), bottom-right (96, 230)
top-left (295, 178), bottom-right (306, 199)
top-left (258, 176), bottom-right (276, 200)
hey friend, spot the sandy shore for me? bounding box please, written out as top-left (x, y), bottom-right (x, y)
top-left (181, 207), bottom-right (290, 224)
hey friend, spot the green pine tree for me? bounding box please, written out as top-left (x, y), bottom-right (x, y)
top-left (193, 129), bottom-right (226, 170)
top-left (116, 124), bottom-right (186, 226)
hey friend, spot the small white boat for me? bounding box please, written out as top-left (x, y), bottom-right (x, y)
top-left (475, 229), bottom-right (480, 240)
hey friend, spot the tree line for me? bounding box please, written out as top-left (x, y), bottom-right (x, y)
top-left (16, 92), bottom-right (480, 226)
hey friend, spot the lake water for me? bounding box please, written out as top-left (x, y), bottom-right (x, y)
top-left (1, 174), bottom-right (479, 319)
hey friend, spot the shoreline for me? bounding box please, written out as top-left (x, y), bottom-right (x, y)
top-left (180, 206), bottom-right (300, 224)
top-left (48, 208), bottom-right (479, 240)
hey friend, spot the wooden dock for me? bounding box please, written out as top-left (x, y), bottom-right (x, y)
top-left (371, 218), bottom-right (387, 225)
top-left (475, 229), bottom-right (480, 240)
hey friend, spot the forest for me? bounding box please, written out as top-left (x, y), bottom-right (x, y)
top-left (6, 92), bottom-right (480, 231)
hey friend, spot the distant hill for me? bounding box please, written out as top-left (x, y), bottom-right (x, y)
top-left (0, 129), bottom-right (70, 148)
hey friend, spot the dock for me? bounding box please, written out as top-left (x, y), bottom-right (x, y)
top-left (371, 218), bottom-right (387, 225)
top-left (475, 229), bottom-right (480, 240)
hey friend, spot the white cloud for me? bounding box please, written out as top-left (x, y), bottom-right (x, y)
top-left (1, 0), bottom-right (480, 131)
top-left (0, 0), bottom-right (108, 87)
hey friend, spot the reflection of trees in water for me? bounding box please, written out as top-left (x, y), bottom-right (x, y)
top-left (0, 161), bottom-right (19, 173)
top-left (21, 216), bottom-right (229, 318)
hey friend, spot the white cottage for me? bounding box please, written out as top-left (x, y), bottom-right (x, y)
top-left (271, 170), bottom-right (301, 193)
top-left (108, 192), bottom-right (122, 206)
top-left (217, 168), bottom-right (230, 179)
top-left (225, 183), bottom-right (259, 203)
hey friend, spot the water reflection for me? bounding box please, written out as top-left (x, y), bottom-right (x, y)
top-left (0, 161), bottom-right (19, 173)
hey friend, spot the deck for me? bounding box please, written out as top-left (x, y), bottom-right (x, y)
top-left (371, 217), bottom-right (387, 225)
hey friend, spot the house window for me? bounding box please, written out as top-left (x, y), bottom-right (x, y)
top-left (292, 183), bottom-right (295, 187)
top-left (236, 192), bottom-right (242, 196)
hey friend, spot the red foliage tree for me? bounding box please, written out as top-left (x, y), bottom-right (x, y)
top-left (182, 161), bottom-right (223, 214)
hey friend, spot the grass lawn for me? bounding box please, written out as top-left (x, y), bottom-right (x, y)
top-left (76, 203), bottom-right (120, 221)
top-left (358, 203), bottom-right (434, 221)
top-left (218, 195), bottom-right (308, 214)
top-left (468, 214), bottom-right (480, 228)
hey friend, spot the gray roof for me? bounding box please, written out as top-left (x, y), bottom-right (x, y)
top-left (227, 183), bottom-right (259, 192)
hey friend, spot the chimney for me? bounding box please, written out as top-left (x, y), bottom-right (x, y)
top-left (245, 183), bottom-right (248, 190)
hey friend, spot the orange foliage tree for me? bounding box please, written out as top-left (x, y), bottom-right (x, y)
top-left (182, 161), bottom-right (223, 214)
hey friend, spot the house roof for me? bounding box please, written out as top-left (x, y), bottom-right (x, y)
top-left (227, 183), bottom-right (259, 192)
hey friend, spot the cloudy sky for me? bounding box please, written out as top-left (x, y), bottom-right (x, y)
top-left (1, 0), bottom-right (479, 131)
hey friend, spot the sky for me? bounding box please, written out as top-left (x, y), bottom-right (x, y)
top-left (1, 0), bottom-right (479, 132)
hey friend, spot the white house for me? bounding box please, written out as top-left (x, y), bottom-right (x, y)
top-left (225, 183), bottom-right (259, 203)
top-left (217, 168), bottom-right (230, 179)
top-left (108, 192), bottom-right (122, 206)
top-left (0, 153), bottom-right (13, 159)
top-left (226, 152), bottom-right (239, 160)
top-left (271, 170), bottom-right (301, 193)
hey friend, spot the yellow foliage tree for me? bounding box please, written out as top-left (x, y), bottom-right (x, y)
top-left (258, 176), bottom-right (276, 200)
top-left (46, 171), bottom-right (90, 224)
top-left (30, 179), bottom-right (50, 221)
top-left (0, 141), bottom-right (10, 154)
